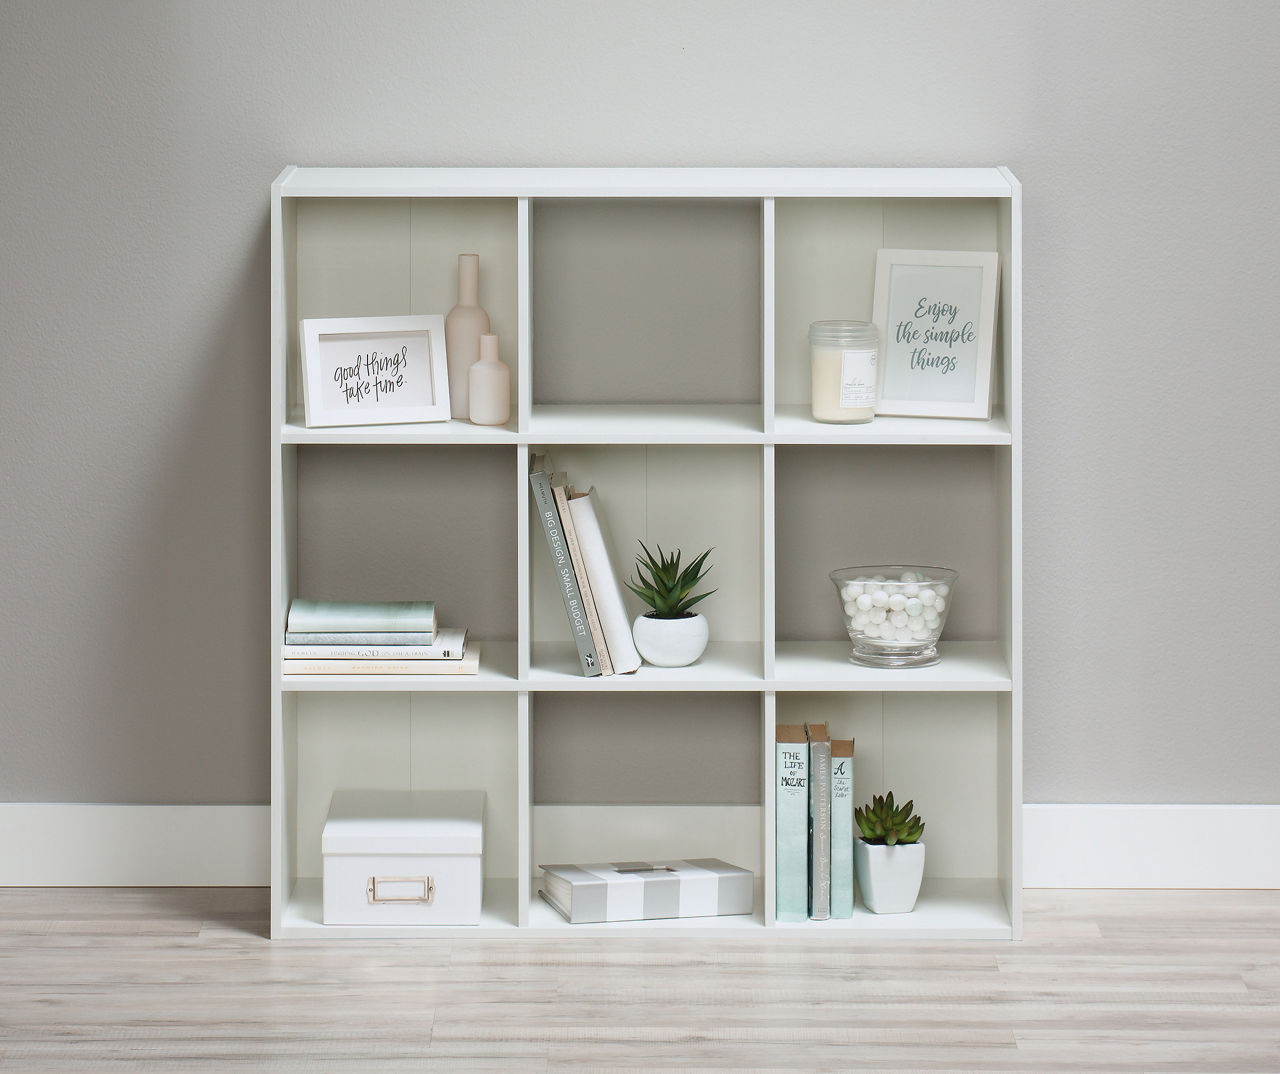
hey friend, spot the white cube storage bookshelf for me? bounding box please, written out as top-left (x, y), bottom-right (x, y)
top-left (271, 167), bottom-right (1022, 939)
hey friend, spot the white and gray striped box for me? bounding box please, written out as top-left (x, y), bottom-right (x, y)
top-left (538, 859), bottom-right (753, 923)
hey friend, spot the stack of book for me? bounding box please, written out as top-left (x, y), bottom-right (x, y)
top-left (529, 453), bottom-right (642, 678)
top-left (775, 723), bottom-right (855, 921)
top-left (281, 599), bottom-right (478, 676)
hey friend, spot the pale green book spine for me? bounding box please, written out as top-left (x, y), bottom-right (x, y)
top-left (830, 740), bottom-right (855, 918)
top-left (775, 725), bottom-right (809, 922)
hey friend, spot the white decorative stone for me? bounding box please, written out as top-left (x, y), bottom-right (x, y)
top-left (888, 593), bottom-right (907, 612)
top-left (871, 590), bottom-right (889, 608)
top-left (855, 593), bottom-right (873, 611)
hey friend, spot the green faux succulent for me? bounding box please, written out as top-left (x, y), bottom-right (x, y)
top-left (855, 792), bottom-right (925, 846)
top-left (625, 541), bottom-right (716, 620)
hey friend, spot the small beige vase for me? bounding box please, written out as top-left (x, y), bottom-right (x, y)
top-left (469, 333), bottom-right (510, 426)
top-left (445, 253), bottom-right (490, 419)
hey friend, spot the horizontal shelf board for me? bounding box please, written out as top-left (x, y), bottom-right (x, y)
top-left (281, 878), bottom-right (519, 936)
top-left (276, 167), bottom-right (1014, 200)
top-left (773, 641), bottom-right (1012, 691)
top-left (773, 878), bottom-right (1011, 938)
top-left (282, 413), bottom-right (518, 445)
top-left (529, 642), bottom-right (764, 690)
top-left (529, 404), bottom-right (763, 444)
top-left (280, 877), bottom-right (1010, 938)
top-left (281, 642), bottom-right (517, 692)
top-left (772, 405), bottom-right (1011, 445)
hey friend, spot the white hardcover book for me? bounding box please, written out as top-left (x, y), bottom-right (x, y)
top-left (282, 648), bottom-right (481, 676)
top-left (553, 476), bottom-right (613, 676)
top-left (566, 488), bottom-right (642, 674)
top-left (282, 627), bottom-right (468, 661)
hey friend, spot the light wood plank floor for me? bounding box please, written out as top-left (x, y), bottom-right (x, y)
top-left (1, 888), bottom-right (1277, 1071)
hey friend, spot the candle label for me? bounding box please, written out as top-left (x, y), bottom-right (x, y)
top-left (839, 348), bottom-right (878, 407)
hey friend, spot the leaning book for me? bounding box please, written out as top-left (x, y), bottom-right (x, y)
top-left (529, 454), bottom-right (602, 677)
top-left (539, 860), bottom-right (753, 924)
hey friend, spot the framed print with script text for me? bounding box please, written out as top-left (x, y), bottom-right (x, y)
top-left (872, 250), bottom-right (999, 420)
top-left (299, 314), bottom-right (451, 427)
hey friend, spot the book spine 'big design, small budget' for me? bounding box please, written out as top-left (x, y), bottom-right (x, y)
top-left (530, 456), bottom-right (602, 676)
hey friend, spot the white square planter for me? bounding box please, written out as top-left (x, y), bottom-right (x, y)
top-left (853, 839), bottom-right (925, 914)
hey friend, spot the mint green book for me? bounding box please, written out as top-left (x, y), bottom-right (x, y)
top-left (286, 599), bottom-right (435, 635)
top-left (830, 739), bottom-right (855, 918)
top-left (775, 724), bottom-right (809, 922)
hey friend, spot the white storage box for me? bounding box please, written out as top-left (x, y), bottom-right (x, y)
top-left (322, 789), bottom-right (485, 926)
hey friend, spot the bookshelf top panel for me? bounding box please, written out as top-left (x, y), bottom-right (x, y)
top-left (274, 167), bottom-right (1016, 200)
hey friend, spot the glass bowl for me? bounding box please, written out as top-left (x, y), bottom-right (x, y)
top-left (829, 566), bottom-right (958, 668)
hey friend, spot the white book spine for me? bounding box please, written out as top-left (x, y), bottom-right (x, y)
top-left (282, 628), bottom-right (467, 661)
top-left (566, 488), bottom-right (642, 674)
top-left (553, 478), bottom-right (613, 676)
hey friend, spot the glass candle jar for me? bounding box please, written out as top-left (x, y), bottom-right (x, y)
top-left (809, 320), bottom-right (879, 424)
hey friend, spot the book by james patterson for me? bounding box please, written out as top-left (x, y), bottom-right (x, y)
top-left (806, 722), bottom-right (832, 921)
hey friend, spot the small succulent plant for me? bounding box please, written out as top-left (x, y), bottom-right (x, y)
top-left (855, 792), bottom-right (925, 846)
top-left (625, 541), bottom-right (715, 620)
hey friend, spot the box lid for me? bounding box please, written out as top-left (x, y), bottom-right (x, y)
top-left (322, 789), bottom-right (484, 856)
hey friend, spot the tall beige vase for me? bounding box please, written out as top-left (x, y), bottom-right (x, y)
top-left (469, 333), bottom-right (510, 426)
top-left (445, 253), bottom-right (490, 419)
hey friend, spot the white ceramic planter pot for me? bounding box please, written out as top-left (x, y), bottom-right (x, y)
top-left (631, 612), bottom-right (709, 668)
top-left (853, 839), bottom-right (925, 914)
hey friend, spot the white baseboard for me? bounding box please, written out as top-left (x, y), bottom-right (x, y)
top-left (1023, 804), bottom-right (1280, 888)
top-left (2, 803), bottom-right (1277, 889)
top-left (0, 804), bottom-right (269, 886)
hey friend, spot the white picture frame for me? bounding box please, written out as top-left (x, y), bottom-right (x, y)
top-left (299, 314), bottom-right (451, 427)
top-left (872, 249), bottom-right (1000, 420)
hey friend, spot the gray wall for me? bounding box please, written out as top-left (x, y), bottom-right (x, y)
top-left (2, 1), bottom-right (1277, 805)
